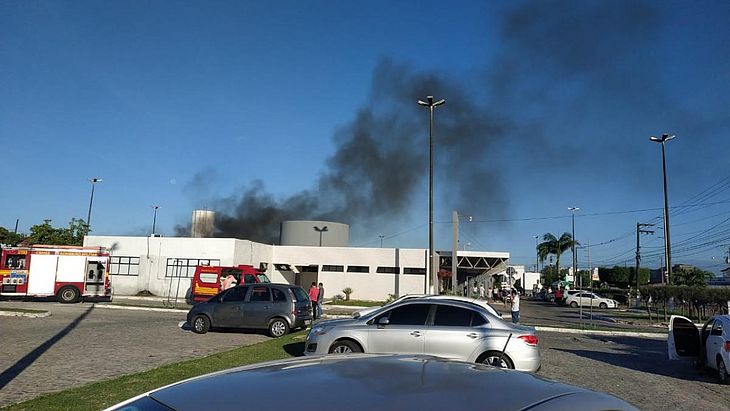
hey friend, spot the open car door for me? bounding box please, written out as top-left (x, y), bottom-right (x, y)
top-left (668, 315), bottom-right (700, 360)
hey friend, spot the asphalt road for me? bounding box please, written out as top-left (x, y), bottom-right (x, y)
top-left (1, 299), bottom-right (728, 410)
top-left (0, 301), bottom-right (267, 408)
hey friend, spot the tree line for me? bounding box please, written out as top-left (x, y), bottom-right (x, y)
top-left (0, 219), bottom-right (89, 247)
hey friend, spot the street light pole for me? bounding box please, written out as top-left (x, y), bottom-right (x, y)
top-left (379, 235), bottom-right (385, 248)
top-left (313, 226), bottom-right (328, 247)
top-left (534, 235), bottom-right (539, 273)
top-left (151, 206), bottom-right (161, 235)
top-left (650, 133), bottom-right (676, 284)
top-left (418, 95), bottom-right (446, 295)
top-left (86, 178), bottom-right (102, 234)
top-left (568, 207), bottom-right (579, 286)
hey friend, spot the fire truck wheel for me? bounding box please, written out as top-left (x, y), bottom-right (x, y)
top-left (57, 286), bottom-right (80, 304)
top-left (192, 315), bottom-right (210, 334)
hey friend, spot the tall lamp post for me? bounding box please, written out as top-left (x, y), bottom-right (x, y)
top-left (568, 207), bottom-right (579, 285)
top-left (418, 95), bottom-right (446, 294)
top-left (86, 178), bottom-right (102, 234)
top-left (534, 235), bottom-right (539, 273)
top-left (650, 133), bottom-right (676, 284)
top-left (379, 235), bottom-right (385, 248)
top-left (313, 226), bottom-right (328, 247)
top-left (151, 205), bottom-right (161, 235)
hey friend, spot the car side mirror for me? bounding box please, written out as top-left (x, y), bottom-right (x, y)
top-left (378, 317), bottom-right (390, 326)
top-left (353, 312), bottom-right (361, 319)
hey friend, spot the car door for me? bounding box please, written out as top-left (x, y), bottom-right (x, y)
top-left (243, 285), bottom-right (273, 328)
top-left (211, 286), bottom-right (249, 327)
top-left (668, 315), bottom-right (701, 361)
top-left (368, 302), bottom-right (430, 354)
top-left (425, 303), bottom-right (489, 361)
top-left (705, 318), bottom-right (724, 370)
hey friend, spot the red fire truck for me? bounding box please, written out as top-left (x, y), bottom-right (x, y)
top-left (190, 264), bottom-right (270, 303)
top-left (0, 245), bottom-right (112, 303)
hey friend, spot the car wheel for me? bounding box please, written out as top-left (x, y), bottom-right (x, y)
top-left (718, 357), bottom-right (729, 385)
top-left (192, 315), bottom-right (210, 334)
top-left (478, 351), bottom-right (515, 369)
top-left (268, 318), bottom-right (289, 338)
top-left (329, 340), bottom-right (363, 354)
top-left (57, 286), bottom-right (80, 304)
top-left (569, 301), bottom-right (578, 308)
top-left (599, 302), bottom-right (608, 309)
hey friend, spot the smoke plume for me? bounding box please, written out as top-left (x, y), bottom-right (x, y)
top-left (179, 1), bottom-right (685, 244)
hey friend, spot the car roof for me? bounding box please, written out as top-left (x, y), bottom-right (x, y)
top-left (111, 355), bottom-right (636, 411)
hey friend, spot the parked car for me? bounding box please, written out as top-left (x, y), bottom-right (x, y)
top-left (104, 354), bottom-right (637, 411)
top-left (186, 283), bottom-right (311, 337)
top-left (353, 294), bottom-right (503, 319)
top-left (564, 291), bottom-right (618, 309)
top-left (668, 314), bottom-right (730, 384)
top-left (306, 298), bottom-right (540, 371)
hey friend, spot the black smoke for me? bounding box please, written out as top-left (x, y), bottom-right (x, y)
top-left (178, 0), bottom-right (698, 244)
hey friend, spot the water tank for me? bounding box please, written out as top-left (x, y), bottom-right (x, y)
top-left (280, 220), bottom-right (349, 247)
top-left (191, 210), bottom-right (215, 238)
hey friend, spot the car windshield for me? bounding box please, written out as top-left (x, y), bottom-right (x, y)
top-left (257, 274), bottom-right (271, 283)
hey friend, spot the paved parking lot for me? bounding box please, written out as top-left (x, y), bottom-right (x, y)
top-left (0, 301), bottom-right (268, 407)
top-left (536, 331), bottom-right (730, 411)
top-left (1, 300), bottom-right (729, 410)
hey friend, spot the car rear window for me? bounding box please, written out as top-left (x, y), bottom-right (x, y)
top-left (272, 288), bottom-right (287, 302)
top-left (249, 286), bottom-right (271, 302)
top-left (291, 287), bottom-right (309, 302)
top-left (433, 305), bottom-right (473, 327)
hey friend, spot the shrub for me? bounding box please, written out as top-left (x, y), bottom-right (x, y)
top-left (342, 287), bottom-right (353, 301)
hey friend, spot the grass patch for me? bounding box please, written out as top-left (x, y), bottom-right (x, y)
top-left (0, 308), bottom-right (47, 314)
top-left (2, 331), bottom-right (307, 411)
top-left (329, 299), bottom-right (384, 307)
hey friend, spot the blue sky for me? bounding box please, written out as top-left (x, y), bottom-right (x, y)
top-left (2, 0), bottom-right (729, 274)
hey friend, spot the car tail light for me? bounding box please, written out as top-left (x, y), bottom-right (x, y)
top-left (518, 335), bottom-right (538, 346)
top-left (724, 341), bottom-right (730, 352)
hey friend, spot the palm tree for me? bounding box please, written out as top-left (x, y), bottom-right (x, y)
top-left (537, 232), bottom-right (578, 281)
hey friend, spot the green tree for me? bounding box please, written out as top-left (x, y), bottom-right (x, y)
top-left (27, 219), bottom-right (88, 246)
top-left (673, 266), bottom-right (713, 287)
top-left (537, 232), bottom-right (578, 282)
top-left (0, 226), bottom-right (25, 246)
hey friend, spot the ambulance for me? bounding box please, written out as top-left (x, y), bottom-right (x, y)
top-left (189, 264), bottom-right (270, 303)
top-left (0, 245), bottom-right (112, 303)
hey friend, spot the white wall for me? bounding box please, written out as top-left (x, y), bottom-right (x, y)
top-left (84, 236), bottom-right (505, 301)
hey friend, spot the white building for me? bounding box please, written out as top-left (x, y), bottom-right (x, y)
top-left (83, 235), bottom-right (509, 301)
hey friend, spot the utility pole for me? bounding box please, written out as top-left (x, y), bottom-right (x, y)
top-left (635, 222), bottom-right (655, 307)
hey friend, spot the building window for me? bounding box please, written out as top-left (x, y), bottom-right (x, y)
top-left (376, 266), bottom-right (400, 274)
top-left (300, 265), bottom-right (319, 273)
top-left (347, 265), bottom-right (369, 273)
top-left (403, 267), bottom-right (426, 275)
top-left (110, 256), bottom-right (140, 276)
top-left (166, 258), bottom-right (220, 278)
top-left (322, 265), bottom-right (344, 272)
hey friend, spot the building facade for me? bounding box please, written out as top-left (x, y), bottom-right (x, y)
top-left (84, 236), bottom-right (509, 301)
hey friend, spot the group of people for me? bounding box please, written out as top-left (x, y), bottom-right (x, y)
top-left (466, 282), bottom-right (521, 324)
top-left (308, 282), bottom-right (324, 320)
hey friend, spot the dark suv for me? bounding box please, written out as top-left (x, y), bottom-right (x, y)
top-left (186, 283), bottom-right (312, 337)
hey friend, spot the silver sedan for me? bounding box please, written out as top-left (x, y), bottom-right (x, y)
top-left (305, 298), bottom-right (540, 371)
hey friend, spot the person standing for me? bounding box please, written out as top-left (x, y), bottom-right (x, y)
top-left (308, 282), bottom-right (320, 319)
top-left (510, 289), bottom-right (520, 324)
top-left (317, 282), bottom-right (325, 319)
top-left (478, 283), bottom-right (485, 299)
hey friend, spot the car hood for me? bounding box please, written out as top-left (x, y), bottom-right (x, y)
top-left (107, 355), bottom-right (636, 411)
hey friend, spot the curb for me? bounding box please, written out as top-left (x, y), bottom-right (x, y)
top-left (534, 326), bottom-right (667, 339)
top-left (0, 310), bottom-right (51, 318)
top-left (94, 304), bottom-right (187, 314)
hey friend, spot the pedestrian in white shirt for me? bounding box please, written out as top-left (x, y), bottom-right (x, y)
top-left (510, 289), bottom-right (520, 324)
